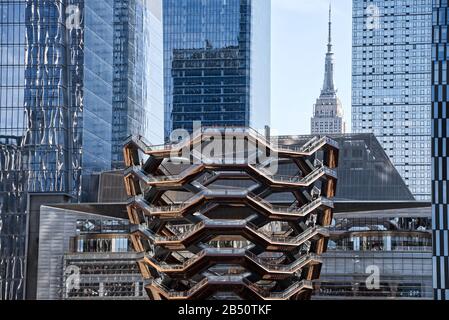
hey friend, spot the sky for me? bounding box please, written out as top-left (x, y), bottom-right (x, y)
top-left (271, 0), bottom-right (353, 135)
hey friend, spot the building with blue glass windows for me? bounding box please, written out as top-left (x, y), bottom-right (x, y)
top-left (163, 0), bottom-right (271, 139)
top-left (432, 0), bottom-right (449, 301)
top-left (0, 0), bottom-right (163, 300)
top-left (352, 0), bottom-right (433, 201)
top-left (112, 0), bottom-right (164, 169)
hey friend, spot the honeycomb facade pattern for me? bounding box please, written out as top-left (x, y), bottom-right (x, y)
top-left (123, 128), bottom-right (339, 300)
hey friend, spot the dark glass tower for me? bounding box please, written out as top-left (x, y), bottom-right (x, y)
top-left (432, 0), bottom-right (449, 301)
top-left (163, 0), bottom-right (271, 139)
top-left (0, 0), bottom-right (163, 300)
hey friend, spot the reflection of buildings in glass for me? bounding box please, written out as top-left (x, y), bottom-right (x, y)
top-left (0, 0), bottom-right (163, 300)
top-left (352, 0), bottom-right (432, 201)
top-left (0, 136), bottom-right (26, 300)
top-left (163, 0), bottom-right (271, 139)
top-left (431, 1), bottom-right (449, 301)
top-left (1, 1), bottom-right (69, 299)
top-left (272, 134), bottom-right (432, 299)
top-left (170, 45), bottom-right (248, 131)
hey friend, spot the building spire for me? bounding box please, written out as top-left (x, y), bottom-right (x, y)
top-left (311, 2), bottom-right (346, 135)
top-left (328, 3), bottom-right (332, 53)
top-left (322, 2), bottom-right (336, 95)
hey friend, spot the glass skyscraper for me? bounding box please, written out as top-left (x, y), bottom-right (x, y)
top-left (1, 0), bottom-right (73, 300)
top-left (163, 0), bottom-right (271, 139)
top-left (0, 0), bottom-right (163, 300)
top-left (352, 0), bottom-right (433, 201)
top-left (112, 0), bottom-right (164, 169)
top-left (432, 0), bottom-right (449, 301)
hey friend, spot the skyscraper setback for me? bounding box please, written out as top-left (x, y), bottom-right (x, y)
top-left (0, 0), bottom-right (163, 299)
top-left (311, 5), bottom-right (346, 135)
top-left (352, 0), bottom-right (433, 200)
top-left (163, 0), bottom-right (271, 139)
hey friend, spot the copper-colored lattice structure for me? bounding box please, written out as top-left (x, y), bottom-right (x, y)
top-left (123, 128), bottom-right (339, 300)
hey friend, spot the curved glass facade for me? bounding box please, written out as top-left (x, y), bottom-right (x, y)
top-left (0, 0), bottom-right (163, 299)
top-left (0, 0), bottom-right (115, 298)
top-left (1, 1), bottom-right (69, 300)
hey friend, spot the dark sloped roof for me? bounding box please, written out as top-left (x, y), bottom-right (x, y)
top-left (275, 133), bottom-right (415, 201)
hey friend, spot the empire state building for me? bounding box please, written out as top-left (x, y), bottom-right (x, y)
top-left (311, 5), bottom-right (346, 135)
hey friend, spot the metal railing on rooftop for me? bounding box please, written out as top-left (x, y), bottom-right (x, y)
top-left (152, 275), bottom-right (312, 299)
top-left (127, 128), bottom-right (338, 156)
